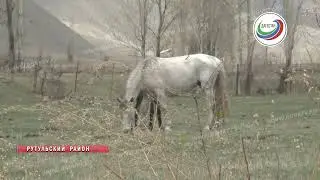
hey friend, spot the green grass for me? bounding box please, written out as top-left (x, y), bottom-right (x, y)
top-left (0, 73), bottom-right (320, 180)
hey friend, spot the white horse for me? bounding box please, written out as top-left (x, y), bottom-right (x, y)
top-left (117, 54), bottom-right (229, 133)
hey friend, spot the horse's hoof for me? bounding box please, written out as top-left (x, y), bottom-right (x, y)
top-left (203, 126), bottom-right (210, 131)
top-left (214, 121), bottom-right (224, 129)
top-left (159, 126), bottom-right (171, 132)
top-left (165, 126), bottom-right (171, 132)
top-left (123, 128), bottom-right (131, 134)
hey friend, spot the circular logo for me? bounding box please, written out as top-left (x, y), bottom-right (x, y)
top-left (253, 12), bottom-right (287, 47)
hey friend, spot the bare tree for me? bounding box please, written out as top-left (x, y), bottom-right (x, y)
top-left (238, 0), bottom-right (245, 65)
top-left (173, 0), bottom-right (188, 55)
top-left (151, 0), bottom-right (178, 57)
top-left (16, 0), bottom-right (23, 72)
top-left (201, 0), bottom-right (220, 56)
top-left (0, 1), bottom-right (8, 68)
top-left (234, 0), bottom-right (245, 95)
top-left (0, 1), bottom-right (6, 24)
top-left (138, 0), bottom-right (149, 58)
top-left (5, 0), bottom-right (15, 78)
top-left (110, 0), bottom-right (153, 58)
top-left (182, 0), bottom-right (229, 56)
top-left (244, 0), bottom-right (256, 95)
top-left (233, 14), bottom-right (240, 95)
top-left (314, 0), bottom-right (320, 28)
top-left (278, 0), bottom-right (303, 94)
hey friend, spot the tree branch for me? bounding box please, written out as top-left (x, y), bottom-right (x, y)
top-left (161, 12), bottom-right (178, 36)
top-left (316, 13), bottom-right (320, 28)
top-left (147, 25), bottom-right (157, 36)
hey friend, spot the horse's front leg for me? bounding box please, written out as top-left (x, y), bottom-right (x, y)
top-left (134, 90), bottom-right (144, 127)
top-left (155, 89), bottom-right (170, 131)
top-left (156, 101), bottom-right (162, 128)
top-left (148, 100), bottom-right (155, 131)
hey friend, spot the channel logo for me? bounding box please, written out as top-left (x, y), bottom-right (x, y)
top-left (253, 12), bottom-right (287, 47)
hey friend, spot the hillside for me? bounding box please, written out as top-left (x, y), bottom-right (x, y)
top-left (0, 0), bottom-right (95, 59)
top-left (1, 0), bottom-right (320, 64)
top-left (32, 0), bottom-right (134, 57)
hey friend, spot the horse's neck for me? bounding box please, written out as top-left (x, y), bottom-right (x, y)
top-left (125, 60), bottom-right (145, 101)
top-left (125, 85), bottom-right (141, 102)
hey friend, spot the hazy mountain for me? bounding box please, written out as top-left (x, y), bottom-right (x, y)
top-left (1, 0), bottom-right (320, 64)
top-left (32, 0), bottom-right (135, 57)
top-left (0, 0), bottom-right (96, 59)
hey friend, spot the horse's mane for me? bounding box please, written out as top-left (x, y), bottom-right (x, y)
top-left (127, 60), bottom-right (143, 87)
top-left (125, 57), bottom-right (156, 100)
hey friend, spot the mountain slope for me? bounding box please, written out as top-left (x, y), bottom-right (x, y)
top-left (0, 0), bottom-right (95, 59)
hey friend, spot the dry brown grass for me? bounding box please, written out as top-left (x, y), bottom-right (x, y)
top-left (1, 72), bottom-right (320, 179)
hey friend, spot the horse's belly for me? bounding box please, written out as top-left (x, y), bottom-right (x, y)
top-left (143, 61), bottom-right (202, 93)
top-left (165, 76), bottom-right (195, 87)
top-left (160, 70), bottom-right (198, 92)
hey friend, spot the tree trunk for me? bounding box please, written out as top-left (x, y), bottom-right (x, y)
top-left (278, 0), bottom-right (302, 94)
top-left (155, 0), bottom-right (163, 57)
top-left (278, 41), bottom-right (294, 94)
top-left (233, 9), bottom-right (240, 95)
top-left (235, 0), bottom-right (242, 95)
top-left (238, 0), bottom-right (243, 65)
top-left (245, 0), bottom-right (254, 95)
top-left (16, 0), bottom-right (23, 72)
top-left (156, 35), bottom-right (161, 57)
top-left (213, 25), bottom-right (220, 57)
top-left (278, 0), bottom-right (290, 94)
top-left (177, 5), bottom-right (186, 56)
top-left (6, 0), bottom-right (15, 77)
top-left (139, 0), bottom-right (148, 58)
top-left (245, 46), bottom-right (254, 95)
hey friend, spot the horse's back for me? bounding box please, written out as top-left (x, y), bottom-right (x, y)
top-left (158, 54), bottom-right (221, 66)
top-left (192, 54), bottom-right (222, 65)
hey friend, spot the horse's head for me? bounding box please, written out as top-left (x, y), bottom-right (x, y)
top-left (117, 97), bottom-right (136, 133)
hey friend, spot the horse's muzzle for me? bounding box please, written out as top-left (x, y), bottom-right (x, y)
top-left (123, 126), bottom-right (132, 134)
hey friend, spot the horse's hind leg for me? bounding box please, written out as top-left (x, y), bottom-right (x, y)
top-left (148, 99), bottom-right (162, 131)
top-left (204, 88), bottom-right (217, 130)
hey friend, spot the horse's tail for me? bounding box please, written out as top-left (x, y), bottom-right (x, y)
top-left (214, 63), bottom-right (230, 118)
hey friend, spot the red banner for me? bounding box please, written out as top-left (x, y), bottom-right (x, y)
top-left (17, 145), bottom-right (109, 153)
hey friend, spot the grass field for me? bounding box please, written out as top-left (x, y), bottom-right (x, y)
top-left (0, 72), bottom-right (320, 180)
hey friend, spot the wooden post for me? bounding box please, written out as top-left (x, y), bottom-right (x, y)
top-left (74, 61), bottom-right (80, 93)
top-left (40, 72), bottom-right (47, 96)
top-left (236, 63), bottom-right (240, 96)
top-left (109, 63), bottom-right (115, 98)
top-left (33, 52), bottom-right (42, 92)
